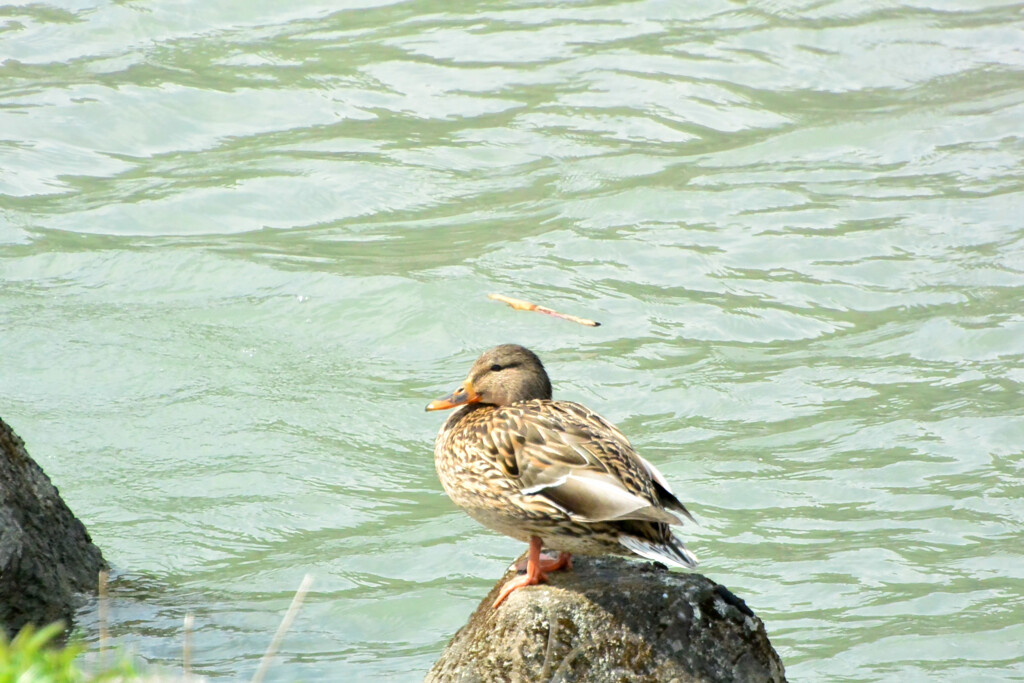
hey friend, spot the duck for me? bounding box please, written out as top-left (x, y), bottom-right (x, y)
top-left (426, 344), bottom-right (698, 607)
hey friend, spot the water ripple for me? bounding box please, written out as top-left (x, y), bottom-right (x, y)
top-left (1, 0), bottom-right (1023, 681)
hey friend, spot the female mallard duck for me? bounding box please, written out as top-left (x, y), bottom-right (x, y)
top-left (426, 344), bottom-right (698, 607)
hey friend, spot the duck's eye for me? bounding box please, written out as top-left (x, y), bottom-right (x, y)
top-left (490, 363), bottom-right (502, 372)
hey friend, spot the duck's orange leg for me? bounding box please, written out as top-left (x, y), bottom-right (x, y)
top-left (514, 549), bottom-right (573, 573)
top-left (539, 551), bottom-right (572, 572)
top-left (493, 537), bottom-right (573, 608)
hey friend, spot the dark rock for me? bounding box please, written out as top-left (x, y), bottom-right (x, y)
top-left (0, 416), bottom-right (108, 637)
top-left (427, 555), bottom-right (786, 683)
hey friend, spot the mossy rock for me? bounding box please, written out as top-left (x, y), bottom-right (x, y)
top-left (427, 555), bottom-right (786, 683)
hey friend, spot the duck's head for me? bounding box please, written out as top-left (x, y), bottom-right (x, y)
top-left (426, 344), bottom-right (552, 411)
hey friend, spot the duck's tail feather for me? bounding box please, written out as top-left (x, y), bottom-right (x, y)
top-left (619, 534), bottom-right (699, 569)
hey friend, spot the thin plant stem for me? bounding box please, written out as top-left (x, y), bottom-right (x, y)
top-left (98, 570), bottom-right (110, 660)
top-left (183, 612), bottom-right (195, 679)
top-left (250, 574), bottom-right (314, 683)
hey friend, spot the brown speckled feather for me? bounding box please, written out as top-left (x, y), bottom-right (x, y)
top-left (429, 344), bottom-right (699, 569)
top-left (435, 403), bottom-right (698, 564)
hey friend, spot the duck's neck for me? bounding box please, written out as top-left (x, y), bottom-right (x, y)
top-left (441, 402), bottom-right (493, 431)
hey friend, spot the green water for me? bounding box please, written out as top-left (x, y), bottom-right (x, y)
top-left (2, 1), bottom-right (1023, 680)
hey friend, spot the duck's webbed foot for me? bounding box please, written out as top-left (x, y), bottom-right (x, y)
top-left (494, 537), bottom-right (573, 608)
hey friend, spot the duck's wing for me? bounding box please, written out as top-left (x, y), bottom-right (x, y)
top-left (486, 401), bottom-right (695, 526)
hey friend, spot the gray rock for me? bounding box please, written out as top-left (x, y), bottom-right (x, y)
top-left (0, 416), bottom-right (107, 637)
top-left (427, 555), bottom-right (786, 683)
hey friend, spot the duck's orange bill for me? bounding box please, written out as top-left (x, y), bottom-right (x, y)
top-left (425, 380), bottom-right (479, 411)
